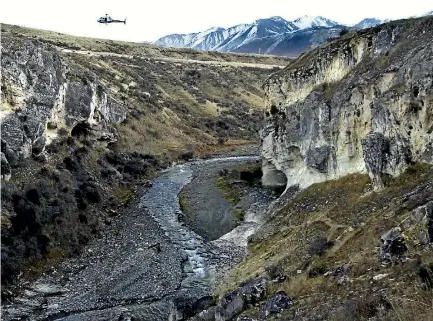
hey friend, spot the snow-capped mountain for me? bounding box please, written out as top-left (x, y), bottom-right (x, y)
top-left (230, 26), bottom-right (343, 57)
top-left (353, 18), bottom-right (385, 29)
top-left (154, 15), bottom-right (343, 56)
top-left (153, 13), bottom-right (432, 57)
top-left (353, 10), bottom-right (432, 29)
top-left (292, 15), bottom-right (339, 29)
top-left (154, 16), bottom-right (299, 52)
top-left (157, 25), bottom-right (248, 51)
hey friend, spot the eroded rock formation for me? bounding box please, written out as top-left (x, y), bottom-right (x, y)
top-left (261, 17), bottom-right (433, 190)
top-left (1, 38), bottom-right (126, 180)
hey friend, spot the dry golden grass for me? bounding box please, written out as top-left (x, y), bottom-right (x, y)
top-left (1, 24), bottom-right (292, 66)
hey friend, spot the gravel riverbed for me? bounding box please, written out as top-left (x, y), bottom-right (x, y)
top-left (2, 151), bottom-right (275, 321)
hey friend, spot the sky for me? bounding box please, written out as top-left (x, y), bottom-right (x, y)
top-left (0, 0), bottom-right (432, 43)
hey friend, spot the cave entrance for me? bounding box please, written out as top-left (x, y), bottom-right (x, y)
top-left (261, 158), bottom-right (287, 196)
top-left (71, 122), bottom-right (92, 139)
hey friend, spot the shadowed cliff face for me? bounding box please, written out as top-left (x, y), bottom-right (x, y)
top-left (0, 25), bottom-right (290, 183)
top-left (1, 37), bottom-right (127, 180)
top-left (261, 16), bottom-right (433, 190)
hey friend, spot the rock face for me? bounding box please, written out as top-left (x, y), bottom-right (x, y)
top-left (260, 16), bottom-right (433, 190)
top-left (379, 227), bottom-right (407, 265)
top-left (1, 38), bottom-right (126, 179)
top-left (401, 201), bottom-right (433, 246)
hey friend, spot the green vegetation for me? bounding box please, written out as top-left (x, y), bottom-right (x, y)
top-left (179, 192), bottom-right (190, 212)
top-left (235, 210), bottom-right (246, 221)
top-left (113, 186), bottom-right (135, 205)
top-left (215, 162), bottom-right (262, 227)
top-left (216, 162), bottom-right (262, 205)
top-left (216, 176), bottom-right (242, 205)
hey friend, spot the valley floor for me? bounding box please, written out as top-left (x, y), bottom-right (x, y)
top-left (1, 149), bottom-right (275, 321)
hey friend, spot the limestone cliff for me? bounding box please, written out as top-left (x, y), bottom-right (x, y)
top-left (1, 37), bottom-right (126, 180)
top-left (261, 16), bottom-right (433, 190)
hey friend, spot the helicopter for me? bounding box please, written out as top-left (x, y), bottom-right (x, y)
top-left (97, 14), bottom-right (126, 24)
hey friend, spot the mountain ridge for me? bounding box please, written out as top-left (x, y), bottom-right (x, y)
top-left (154, 15), bottom-right (344, 57)
top-left (154, 12), bottom-right (432, 56)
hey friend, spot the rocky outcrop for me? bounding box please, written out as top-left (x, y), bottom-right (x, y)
top-left (401, 201), bottom-right (433, 246)
top-left (1, 37), bottom-right (126, 179)
top-left (192, 277), bottom-right (269, 321)
top-left (261, 17), bottom-right (433, 190)
top-left (259, 290), bottom-right (293, 319)
top-left (379, 200), bottom-right (433, 265)
top-left (379, 227), bottom-right (407, 265)
top-left (192, 277), bottom-right (296, 320)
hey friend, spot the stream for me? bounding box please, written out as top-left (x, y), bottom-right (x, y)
top-left (2, 156), bottom-right (275, 321)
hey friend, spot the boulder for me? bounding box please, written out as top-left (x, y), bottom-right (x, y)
top-left (379, 227), bottom-right (407, 265)
top-left (259, 290), bottom-right (293, 319)
top-left (218, 277), bottom-right (268, 320)
top-left (402, 201), bottom-right (433, 245)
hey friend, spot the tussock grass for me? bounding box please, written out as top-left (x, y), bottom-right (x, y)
top-left (216, 163), bottom-right (433, 319)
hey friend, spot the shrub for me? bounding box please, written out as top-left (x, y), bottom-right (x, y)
top-left (235, 210), bottom-right (246, 221)
top-left (180, 151), bottom-right (194, 161)
top-left (58, 127), bottom-right (69, 136)
top-left (218, 137), bottom-right (227, 145)
top-left (307, 236), bottom-right (332, 256)
top-left (265, 264), bottom-right (284, 279)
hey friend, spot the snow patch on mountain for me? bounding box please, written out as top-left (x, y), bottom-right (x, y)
top-left (292, 15), bottom-right (339, 29)
top-left (354, 18), bottom-right (384, 29)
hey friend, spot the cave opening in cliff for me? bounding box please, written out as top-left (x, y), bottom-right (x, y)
top-left (261, 159), bottom-right (287, 196)
top-left (71, 122), bottom-right (92, 139)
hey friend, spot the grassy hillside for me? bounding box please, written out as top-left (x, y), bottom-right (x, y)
top-left (1, 23), bottom-right (291, 157)
top-left (217, 163), bottom-right (433, 320)
top-left (1, 24), bottom-right (291, 66)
